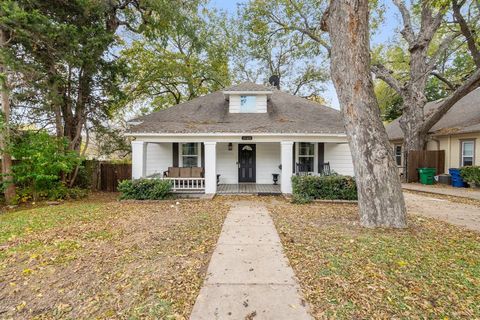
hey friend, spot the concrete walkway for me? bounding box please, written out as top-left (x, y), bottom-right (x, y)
top-left (190, 201), bottom-right (311, 320)
top-left (403, 183), bottom-right (480, 201)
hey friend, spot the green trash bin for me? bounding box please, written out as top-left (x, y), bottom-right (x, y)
top-left (418, 168), bottom-right (436, 185)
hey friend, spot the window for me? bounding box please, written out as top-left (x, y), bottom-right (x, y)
top-left (298, 142), bottom-right (315, 172)
top-left (461, 140), bottom-right (475, 166)
top-left (240, 95), bottom-right (256, 113)
top-left (394, 145), bottom-right (402, 166)
top-left (181, 143), bottom-right (199, 167)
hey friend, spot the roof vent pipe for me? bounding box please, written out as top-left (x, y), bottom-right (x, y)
top-left (269, 75), bottom-right (280, 90)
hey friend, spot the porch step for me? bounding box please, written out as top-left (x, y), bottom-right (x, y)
top-left (217, 184), bottom-right (281, 195)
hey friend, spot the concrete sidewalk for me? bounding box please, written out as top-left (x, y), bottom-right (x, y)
top-left (403, 183), bottom-right (480, 201)
top-left (190, 201), bottom-right (312, 320)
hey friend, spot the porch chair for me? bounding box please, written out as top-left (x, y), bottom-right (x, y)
top-left (319, 162), bottom-right (331, 175)
top-left (295, 163), bottom-right (311, 176)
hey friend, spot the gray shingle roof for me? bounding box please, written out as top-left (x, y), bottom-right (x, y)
top-left (222, 81), bottom-right (273, 92)
top-left (386, 88), bottom-right (480, 140)
top-left (127, 84), bottom-right (345, 135)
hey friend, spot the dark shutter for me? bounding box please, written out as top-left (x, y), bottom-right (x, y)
top-left (318, 143), bottom-right (325, 173)
top-left (292, 142), bottom-right (296, 173)
top-left (201, 143), bottom-right (205, 168)
top-left (172, 143), bottom-right (179, 167)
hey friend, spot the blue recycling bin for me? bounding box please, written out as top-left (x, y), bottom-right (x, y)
top-left (449, 168), bottom-right (467, 188)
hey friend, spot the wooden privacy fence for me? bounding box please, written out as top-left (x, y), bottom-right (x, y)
top-left (96, 162), bottom-right (132, 192)
top-left (406, 150), bottom-right (445, 183)
top-left (1, 159), bottom-right (131, 192)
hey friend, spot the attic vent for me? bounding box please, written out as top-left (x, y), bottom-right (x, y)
top-left (269, 75), bottom-right (280, 90)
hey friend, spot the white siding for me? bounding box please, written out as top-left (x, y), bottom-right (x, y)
top-left (255, 94), bottom-right (267, 113)
top-left (229, 95), bottom-right (241, 113)
top-left (228, 94), bottom-right (268, 113)
top-left (145, 143), bottom-right (172, 176)
top-left (324, 143), bottom-right (354, 176)
top-left (256, 142), bottom-right (281, 184)
top-left (216, 143), bottom-right (238, 184)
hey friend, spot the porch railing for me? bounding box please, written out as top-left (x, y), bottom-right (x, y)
top-left (163, 177), bottom-right (205, 193)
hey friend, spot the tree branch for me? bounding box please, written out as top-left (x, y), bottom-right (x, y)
top-left (427, 32), bottom-right (461, 73)
top-left (431, 71), bottom-right (456, 90)
top-left (423, 68), bottom-right (480, 132)
top-left (392, 0), bottom-right (416, 46)
top-left (418, 3), bottom-right (446, 46)
top-left (452, 0), bottom-right (480, 68)
top-left (371, 64), bottom-right (404, 96)
top-left (267, 11), bottom-right (331, 56)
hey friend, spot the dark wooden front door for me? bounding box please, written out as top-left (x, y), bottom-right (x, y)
top-left (238, 144), bottom-right (256, 182)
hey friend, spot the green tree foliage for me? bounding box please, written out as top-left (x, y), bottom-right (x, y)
top-left (119, 4), bottom-right (231, 113)
top-left (0, 0), bottom-right (182, 157)
top-left (10, 131), bottom-right (81, 201)
top-left (374, 81), bottom-right (403, 122)
top-left (231, 1), bottom-right (329, 98)
top-left (372, 35), bottom-right (472, 122)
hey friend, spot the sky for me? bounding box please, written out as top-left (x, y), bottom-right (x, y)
top-left (208, 0), bottom-right (402, 109)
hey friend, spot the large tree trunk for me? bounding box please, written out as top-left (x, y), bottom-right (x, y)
top-left (398, 94), bottom-right (428, 179)
top-left (0, 29), bottom-right (16, 204)
top-left (322, 0), bottom-right (406, 228)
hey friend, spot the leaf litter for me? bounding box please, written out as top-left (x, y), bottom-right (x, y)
top-left (0, 194), bottom-right (229, 319)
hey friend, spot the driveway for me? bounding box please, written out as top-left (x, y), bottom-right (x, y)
top-left (403, 183), bottom-right (480, 201)
top-left (404, 192), bottom-right (480, 232)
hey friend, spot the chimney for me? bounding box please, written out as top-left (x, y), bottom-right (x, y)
top-left (268, 75), bottom-right (280, 90)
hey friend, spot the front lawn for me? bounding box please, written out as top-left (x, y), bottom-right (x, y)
top-left (269, 202), bottom-right (480, 319)
top-left (0, 194), bottom-right (229, 319)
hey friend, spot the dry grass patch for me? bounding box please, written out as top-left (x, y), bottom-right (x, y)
top-left (0, 194), bottom-right (229, 319)
top-left (269, 202), bottom-right (480, 319)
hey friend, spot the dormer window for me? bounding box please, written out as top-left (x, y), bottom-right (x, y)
top-left (240, 95), bottom-right (256, 113)
top-left (223, 83), bottom-right (271, 113)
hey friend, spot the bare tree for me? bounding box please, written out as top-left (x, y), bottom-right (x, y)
top-left (0, 29), bottom-right (16, 204)
top-left (321, 0), bottom-right (407, 228)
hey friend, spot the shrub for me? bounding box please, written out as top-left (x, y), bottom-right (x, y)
top-left (291, 175), bottom-right (358, 203)
top-left (460, 166), bottom-right (480, 186)
top-left (10, 131), bottom-right (83, 201)
top-left (118, 179), bottom-right (172, 200)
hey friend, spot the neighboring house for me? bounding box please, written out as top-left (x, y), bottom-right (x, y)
top-left (386, 87), bottom-right (480, 173)
top-left (125, 82), bottom-right (354, 195)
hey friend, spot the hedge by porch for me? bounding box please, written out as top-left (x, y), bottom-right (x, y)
top-left (118, 179), bottom-right (172, 200)
top-left (291, 175), bottom-right (358, 203)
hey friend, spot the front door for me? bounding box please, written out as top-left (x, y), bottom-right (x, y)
top-left (238, 144), bottom-right (256, 182)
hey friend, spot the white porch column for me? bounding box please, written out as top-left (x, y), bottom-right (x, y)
top-left (204, 142), bottom-right (217, 194)
top-left (281, 141), bottom-right (294, 194)
top-left (131, 140), bottom-right (147, 179)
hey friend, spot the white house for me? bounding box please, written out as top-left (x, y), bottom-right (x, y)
top-left (125, 82), bottom-right (354, 195)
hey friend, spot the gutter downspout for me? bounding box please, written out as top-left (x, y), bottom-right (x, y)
top-left (447, 135), bottom-right (452, 169)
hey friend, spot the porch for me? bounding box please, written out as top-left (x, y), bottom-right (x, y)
top-left (217, 183), bottom-right (281, 195)
top-left (131, 138), bottom-right (354, 195)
